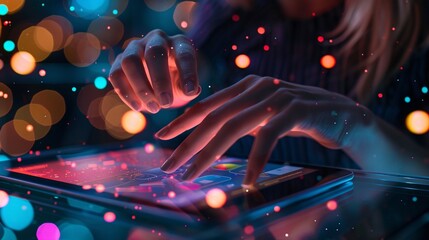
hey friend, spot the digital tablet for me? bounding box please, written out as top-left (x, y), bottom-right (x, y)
top-left (0, 144), bottom-right (353, 224)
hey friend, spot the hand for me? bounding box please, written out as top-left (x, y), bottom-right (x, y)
top-left (109, 29), bottom-right (201, 113)
top-left (155, 75), bottom-right (373, 185)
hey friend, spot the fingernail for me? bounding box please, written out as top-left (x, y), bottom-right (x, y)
top-left (147, 101), bottom-right (160, 113)
top-left (160, 92), bottom-right (172, 107)
top-left (155, 126), bottom-right (169, 138)
top-left (160, 158), bottom-right (174, 171)
top-left (182, 165), bottom-right (197, 180)
top-left (131, 101), bottom-right (141, 111)
top-left (184, 81), bottom-right (195, 95)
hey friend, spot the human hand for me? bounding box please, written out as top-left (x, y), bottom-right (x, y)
top-left (155, 75), bottom-right (373, 185)
top-left (109, 29), bottom-right (201, 113)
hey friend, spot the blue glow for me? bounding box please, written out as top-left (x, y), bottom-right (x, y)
top-left (71, 0), bottom-right (109, 18)
top-left (1, 227), bottom-right (17, 240)
top-left (422, 86), bottom-right (428, 94)
top-left (404, 96), bottom-right (411, 103)
top-left (112, 9), bottom-right (118, 15)
top-left (3, 40), bottom-right (15, 52)
top-left (0, 4), bottom-right (8, 16)
top-left (69, 6), bottom-right (75, 11)
top-left (1, 196), bottom-right (34, 231)
top-left (0, 155), bottom-right (10, 162)
top-left (412, 196), bottom-right (418, 202)
top-left (94, 76), bottom-right (107, 90)
top-left (59, 223), bottom-right (94, 240)
top-left (71, 87), bottom-right (77, 92)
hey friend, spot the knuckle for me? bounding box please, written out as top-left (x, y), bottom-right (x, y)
top-left (145, 45), bottom-right (167, 59)
top-left (121, 54), bottom-right (141, 67)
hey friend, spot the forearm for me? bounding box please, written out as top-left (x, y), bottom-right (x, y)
top-left (344, 114), bottom-right (429, 176)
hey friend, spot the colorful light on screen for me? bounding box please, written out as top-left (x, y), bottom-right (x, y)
top-left (326, 200), bottom-right (338, 211)
top-left (205, 188), bottom-right (227, 208)
top-left (235, 54), bottom-right (250, 69)
top-left (1, 196), bottom-right (34, 231)
top-left (0, 190), bottom-right (9, 208)
top-left (3, 40), bottom-right (15, 52)
top-left (144, 143), bottom-right (155, 153)
top-left (11, 51), bottom-right (36, 75)
top-left (104, 212), bottom-right (116, 223)
top-left (94, 76), bottom-right (108, 89)
top-left (121, 110), bottom-right (146, 134)
top-left (320, 54), bottom-right (336, 69)
top-left (36, 223), bottom-right (61, 240)
top-left (406, 110), bottom-right (429, 134)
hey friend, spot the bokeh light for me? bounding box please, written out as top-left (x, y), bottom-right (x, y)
top-left (10, 51), bottom-right (36, 75)
top-left (0, 190), bottom-right (9, 207)
top-left (405, 110), bottom-right (429, 134)
top-left (121, 110), bottom-right (146, 134)
top-left (69, 0), bottom-right (109, 19)
top-left (0, 196), bottom-right (34, 230)
top-left (94, 76), bottom-right (108, 90)
top-left (0, 82), bottom-right (13, 117)
top-left (205, 188), bottom-right (227, 208)
top-left (235, 54), bottom-right (250, 69)
top-left (64, 33), bottom-right (101, 67)
top-left (144, 0), bottom-right (175, 12)
top-left (1, 227), bottom-right (17, 240)
top-left (173, 1), bottom-right (197, 31)
top-left (144, 143), bottom-right (155, 153)
top-left (326, 200), bottom-right (338, 211)
top-left (15, 104), bottom-right (51, 140)
top-left (103, 212), bottom-right (116, 223)
top-left (3, 40), bottom-right (15, 52)
top-left (18, 26), bottom-right (54, 62)
top-left (105, 105), bottom-right (134, 139)
top-left (0, 120), bottom-right (35, 156)
top-left (257, 27), bottom-right (265, 34)
top-left (320, 54), bottom-right (336, 69)
top-left (422, 86), bottom-right (428, 94)
top-left (31, 90), bottom-right (66, 125)
top-left (0, 0), bottom-right (25, 14)
top-left (38, 15), bottom-right (73, 51)
top-left (36, 223), bottom-right (61, 240)
top-left (88, 17), bottom-right (124, 48)
top-left (77, 84), bottom-right (108, 116)
top-left (58, 222), bottom-right (94, 240)
top-left (87, 97), bottom-right (106, 130)
top-left (0, 4), bottom-right (8, 15)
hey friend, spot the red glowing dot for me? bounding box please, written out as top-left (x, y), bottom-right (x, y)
top-left (320, 55), bottom-right (336, 69)
top-left (120, 163), bottom-right (128, 170)
top-left (378, 93), bottom-right (383, 98)
top-left (231, 45), bottom-right (237, 50)
top-left (104, 212), bottom-right (116, 223)
top-left (312, 12), bottom-right (316, 17)
top-left (263, 45), bottom-right (270, 51)
top-left (400, 66), bottom-right (404, 70)
top-left (131, 215), bottom-right (136, 220)
top-left (244, 225), bottom-right (254, 235)
top-left (326, 200), bottom-right (337, 211)
top-left (168, 191), bottom-right (176, 198)
top-left (274, 206), bottom-right (280, 212)
top-left (364, 69), bottom-right (368, 73)
top-left (257, 27), bottom-right (265, 35)
top-left (232, 14), bottom-right (240, 22)
top-left (391, 27), bottom-right (396, 31)
top-left (107, 26), bottom-right (111, 30)
top-left (329, 39), bottom-right (333, 43)
top-left (317, 36), bottom-right (324, 43)
top-left (180, 21), bottom-right (188, 29)
top-left (17, 157), bottom-right (22, 162)
top-left (273, 79), bottom-right (280, 85)
top-left (82, 184), bottom-right (91, 190)
top-left (39, 69), bottom-right (46, 77)
top-left (95, 184), bottom-right (105, 193)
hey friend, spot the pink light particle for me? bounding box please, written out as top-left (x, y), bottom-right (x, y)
top-left (36, 223), bottom-right (60, 240)
top-left (104, 212), bottom-right (116, 223)
top-left (326, 200), bottom-right (338, 211)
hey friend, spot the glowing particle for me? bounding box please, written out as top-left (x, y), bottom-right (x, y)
top-left (1, 196), bottom-right (34, 230)
top-left (0, 4), bottom-right (8, 15)
top-left (0, 190), bottom-right (9, 208)
top-left (144, 143), bottom-right (155, 153)
top-left (11, 51), bottom-right (36, 75)
top-left (26, 124), bottom-right (34, 132)
top-left (231, 45), bottom-right (237, 50)
top-left (71, 87), bottom-right (77, 92)
top-left (326, 200), bottom-right (337, 211)
top-left (232, 14), bottom-right (239, 22)
top-left (391, 27), bottom-right (396, 31)
top-left (94, 76), bottom-right (107, 89)
top-left (274, 205), bottom-right (280, 212)
top-left (244, 225), bottom-right (254, 235)
top-left (422, 86), bottom-right (428, 94)
top-left (235, 54), bottom-right (250, 69)
top-left (263, 45), bottom-right (269, 51)
top-left (320, 54), bottom-right (336, 69)
top-left (378, 93), bottom-right (383, 98)
top-left (317, 36), bottom-right (324, 42)
top-left (36, 223), bottom-right (61, 240)
top-left (273, 79), bottom-right (280, 85)
top-left (69, 6), bottom-right (75, 11)
top-left (121, 110), bottom-right (147, 134)
top-left (404, 96), bottom-right (411, 103)
top-left (3, 93), bottom-right (8, 98)
top-left (120, 163), bottom-right (127, 170)
top-left (104, 212), bottom-right (116, 223)
top-left (412, 196), bottom-right (418, 202)
top-left (3, 40), bottom-right (15, 52)
top-left (180, 21), bottom-right (188, 29)
top-left (205, 188), bottom-right (227, 208)
top-left (257, 27), bottom-right (265, 35)
top-left (82, 185), bottom-right (91, 190)
top-left (39, 69), bottom-right (46, 77)
top-left (406, 110), bottom-right (429, 134)
top-left (95, 184), bottom-right (105, 193)
top-left (168, 191), bottom-right (176, 198)
top-left (112, 9), bottom-right (118, 15)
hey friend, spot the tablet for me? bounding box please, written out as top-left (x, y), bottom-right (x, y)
top-left (0, 145), bottom-right (353, 223)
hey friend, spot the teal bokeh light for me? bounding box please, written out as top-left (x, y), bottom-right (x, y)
top-left (70, 0), bottom-right (109, 19)
top-left (94, 76), bottom-right (107, 90)
top-left (0, 196), bottom-right (34, 231)
top-left (404, 96), bottom-right (411, 103)
top-left (422, 86), bottom-right (428, 94)
top-left (0, 4), bottom-right (8, 16)
top-left (3, 41), bottom-right (15, 52)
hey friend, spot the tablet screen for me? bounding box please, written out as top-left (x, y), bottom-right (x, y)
top-left (8, 147), bottom-right (303, 207)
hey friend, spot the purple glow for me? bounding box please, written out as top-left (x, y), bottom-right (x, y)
top-left (36, 223), bottom-right (60, 240)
